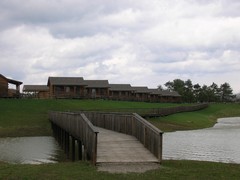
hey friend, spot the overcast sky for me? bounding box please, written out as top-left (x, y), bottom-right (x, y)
top-left (1, 0), bottom-right (240, 93)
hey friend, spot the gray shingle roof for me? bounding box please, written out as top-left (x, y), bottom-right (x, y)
top-left (48, 77), bottom-right (86, 86)
top-left (149, 89), bottom-right (181, 97)
top-left (132, 86), bottom-right (150, 93)
top-left (23, 85), bottom-right (49, 92)
top-left (109, 84), bottom-right (133, 91)
top-left (161, 90), bottom-right (181, 97)
top-left (84, 80), bottom-right (110, 88)
top-left (149, 88), bottom-right (162, 95)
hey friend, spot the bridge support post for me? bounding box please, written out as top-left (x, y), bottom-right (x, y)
top-left (158, 133), bottom-right (163, 164)
top-left (57, 125), bottom-right (60, 143)
top-left (78, 140), bottom-right (82, 160)
top-left (71, 136), bottom-right (76, 161)
top-left (60, 128), bottom-right (64, 148)
top-left (66, 132), bottom-right (70, 159)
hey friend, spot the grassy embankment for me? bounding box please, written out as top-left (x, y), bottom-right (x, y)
top-left (0, 99), bottom-right (240, 179)
top-left (0, 99), bottom-right (178, 137)
top-left (148, 103), bottom-right (240, 132)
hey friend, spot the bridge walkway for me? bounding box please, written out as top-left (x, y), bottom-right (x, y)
top-left (96, 127), bottom-right (159, 164)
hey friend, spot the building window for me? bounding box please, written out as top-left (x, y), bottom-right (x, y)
top-left (66, 87), bottom-right (70, 93)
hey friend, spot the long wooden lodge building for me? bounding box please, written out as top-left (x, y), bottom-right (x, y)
top-left (23, 76), bottom-right (181, 103)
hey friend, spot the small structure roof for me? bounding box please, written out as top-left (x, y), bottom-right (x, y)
top-left (0, 74), bottom-right (22, 85)
top-left (132, 86), bottom-right (150, 93)
top-left (109, 84), bottom-right (133, 91)
top-left (23, 85), bottom-right (49, 92)
top-left (47, 77), bottom-right (86, 86)
top-left (84, 80), bottom-right (110, 88)
top-left (149, 88), bottom-right (162, 95)
top-left (160, 90), bottom-right (181, 97)
top-left (149, 89), bottom-right (181, 97)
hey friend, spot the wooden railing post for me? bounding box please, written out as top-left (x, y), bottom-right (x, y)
top-left (158, 132), bottom-right (163, 164)
top-left (78, 140), bottom-right (82, 160)
top-left (92, 132), bottom-right (98, 165)
top-left (71, 136), bottom-right (76, 161)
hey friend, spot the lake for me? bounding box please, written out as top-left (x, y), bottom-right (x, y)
top-left (0, 136), bottom-right (60, 164)
top-left (163, 117), bottom-right (240, 164)
top-left (1, 117), bottom-right (240, 164)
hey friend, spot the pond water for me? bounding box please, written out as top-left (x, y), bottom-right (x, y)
top-left (1, 117), bottom-right (240, 164)
top-left (163, 117), bottom-right (240, 164)
top-left (0, 136), bottom-right (60, 164)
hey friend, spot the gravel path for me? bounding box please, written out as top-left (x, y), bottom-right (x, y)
top-left (97, 162), bottom-right (160, 173)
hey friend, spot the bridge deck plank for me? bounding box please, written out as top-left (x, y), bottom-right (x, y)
top-left (96, 127), bottom-right (159, 163)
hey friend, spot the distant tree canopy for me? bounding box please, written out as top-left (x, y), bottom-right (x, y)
top-left (161, 79), bottom-right (235, 103)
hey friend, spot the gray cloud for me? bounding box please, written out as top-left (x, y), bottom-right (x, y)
top-left (0, 0), bottom-right (240, 93)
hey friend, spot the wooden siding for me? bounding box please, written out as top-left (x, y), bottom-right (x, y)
top-left (84, 88), bottom-right (109, 98)
top-left (49, 85), bottom-right (85, 98)
top-left (109, 91), bottom-right (133, 100)
top-left (0, 76), bottom-right (8, 97)
top-left (0, 74), bottom-right (22, 98)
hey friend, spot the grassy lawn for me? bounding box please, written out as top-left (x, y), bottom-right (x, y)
top-left (0, 99), bottom-right (177, 137)
top-left (1, 160), bottom-right (240, 180)
top-left (1, 99), bottom-right (240, 179)
top-left (148, 103), bottom-right (240, 132)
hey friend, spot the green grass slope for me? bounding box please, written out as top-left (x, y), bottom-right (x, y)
top-left (0, 99), bottom-right (176, 137)
top-left (148, 103), bottom-right (240, 132)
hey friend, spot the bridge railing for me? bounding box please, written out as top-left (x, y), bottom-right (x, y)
top-left (133, 113), bottom-right (163, 162)
top-left (79, 103), bottom-right (208, 117)
top-left (83, 111), bottom-right (163, 163)
top-left (49, 112), bottom-right (98, 165)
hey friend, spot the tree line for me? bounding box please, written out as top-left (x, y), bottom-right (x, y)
top-left (158, 79), bottom-right (236, 103)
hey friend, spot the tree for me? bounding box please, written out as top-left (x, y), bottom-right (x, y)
top-left (198, 85), bottom-right (208, 102)
top-left (193, 83), bottom-right (201, 102)
top-left (184, 79), bottom-right (194, 103)
top-left (157, 85), bottom-right (164, 91)
top-left (164, 81), bottom-right (174, 91)
top-left (173, 79), bottom-right (185, 95)
top-left (164, 79), bottom-right (185, 95)
top-left (163, 79), bottom-right (235, 103)
top-left (220, 82), bottom-right (235, 102)
top-left (164, 79), bottom-right (193, 102)
top-left (208, 83), bottom-right (220, 102)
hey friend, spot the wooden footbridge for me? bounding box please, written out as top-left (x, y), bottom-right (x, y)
top-left (49, 111), bottom-right (162, 165)
top-left (49, 104), bottom-right (208, 165)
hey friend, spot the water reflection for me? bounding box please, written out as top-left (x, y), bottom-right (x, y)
top-left (163, 117), bottom-right (240, 164)
top-left (0, 136), bottom-right (60, 164)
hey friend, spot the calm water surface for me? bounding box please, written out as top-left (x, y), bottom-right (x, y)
top-left (1, 117), bottom-right (240, 164)
top-left (0, 136), bottom-right (60, 164)
top-left (163, 117), bottom-right (240, 164)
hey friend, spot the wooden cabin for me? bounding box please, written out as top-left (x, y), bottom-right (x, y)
top-left (109, 84), bottom-right (135, 101)
top-left (84, 80), bottom-right (110, 98)
top-left (132, 86), bottom-right (151, 102)
top-left (23, 85), bottom-right (49, 99)
top-left (159, 90), bottom-right (181, 103)
top-left (148, 89), bottom-right (182, 103)
top-left (0, 74), bottom-right (22, 98)
top-left (47, 77), bottom-right (87, 98)
top-left (149, 89), bottom-right (162, 102)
